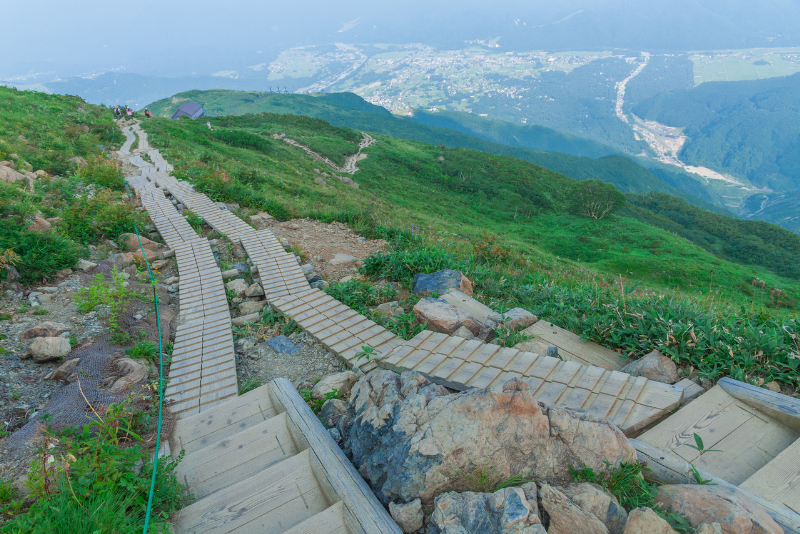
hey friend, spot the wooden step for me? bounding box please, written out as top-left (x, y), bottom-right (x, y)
top-left (175, 412), bottom-right (299, 500)
top-left (171, 384), bottom-right (276, 455)
top-left (523, 320), bottom-right (629, 371)
top-left (173, 449), bottom-right (330, 534)
top-left (282, 502), bottom-right (348, 534)
top-left (740, 437), bottom-right (800, 512)
top-left (639, 384), bottom-right (799, 485)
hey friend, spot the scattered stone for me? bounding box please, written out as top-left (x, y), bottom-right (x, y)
top-left (69, 156), bottom-right (87, 166)
top-left (346, 373), bottom-right (635, 506)
top-left (109, 358), bottom-right (149, 394)
top-left (314, 176), bottom-right (328, 186)
top-left (266, 335), bottom-right (299, 355)
top-left (428, 485), bottom-right (543, 534)
top-left (310, 280), bottom-right (325, 289)
top-left (765, 381), bottom-right (782, 393)
top-left (374, 301), bottom-right (404, 319)
top-left (231, 262), bottom-right (250, 275)
top-left (453, 325), bottom-right (477, 340)
top-left (622, 507), bottom-right (678, 534)
top-left (675, 378), bottom-right (705, 404)
top-left (244, 283), bottom-right (264, 297)
top-left (312, 371), bottom-right (358, 399)
top-left (234, 337), bottom-right (258, 353)
top-left (339, 275), bottom-right (354, 283)
top-left (695, 524), bottom-right (724, 534)
top-left (134, 248), bottom-right (158, 263)
top-left (26, 216), bottom-right (51, 233)
top-left (305, 273), bottom-right (322, 284)
top-left (165, 276), bottom-right (179, 285)
top-left (300, 264), bottom-right (315, 274)
top-left (0, 166), bottom-right (24, 183)
top-left (50, 358), bottom-right (81, 381)
top-left (329, 253), bottom-right (361, 265)
top-left (20, 321), bottom-right (70, 341)
top-left (655, 485), bottom-right (783, 534)
top-left (357, 236), bottom-right (366, 243)
top-left (621, 350), bottom-right (680, 384)
top-left (28, 337), bottom-right (71, 362)
top-left (563, 482), bottom-right (627, 534)
top-left (231, 313), bottom-right (260, 326)
top-left (238, 300), bottom-right (267, 315)
top-left (390, 499), bottom-right (424, 534)
top-left (226, 278), bottom-right (249, 297)
top-left (541, 484), bottom-right (609, 534)
top-left (150, 260), bottom-right (170, 270)
top-left (106, 253), bottom-right (134, 269)
top-left (75, 258), bottom-right (98, 272)
top-left (412, 269), bottom-right (473, 297)
top-left (412, 297), bottom-right (482, 336)
top-left (55, 268), bottom-right (73, 277)
top-left (488, 308), bottom-right (538, 330)
top-left (119, 233), bottom-right (160, 252)
top-left (319, 399), bottom-right (348, 429)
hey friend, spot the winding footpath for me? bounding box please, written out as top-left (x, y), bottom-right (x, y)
top-left (279, 132), bottom-right (375, 175)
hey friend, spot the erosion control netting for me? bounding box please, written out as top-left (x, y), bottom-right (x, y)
top-left (0, 263), bottom-right (175, 473)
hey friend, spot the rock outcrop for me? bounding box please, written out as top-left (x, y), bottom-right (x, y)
top-left (562, 483), bottom-right (627, 534)
top-left (428, 484), bottom-right (545, 534)
top-left (621, 350), bottom-right (680, 384)
top-left (27, 337), bottom-right (71, 362)
top-left (345, 371), bottom-right (636, 506)
top-left (312, 371), bottom-right (358, 399)
top-left (412, 269), bottom-right (473, 297)
top-left (541, 484), bottom-right (609, 534)
top-left (622, 507), bottom-right (678, 534)
top-left (20, 321), bottom-right (70, 341)
top-left (413, 297), bottom-right (482, 336)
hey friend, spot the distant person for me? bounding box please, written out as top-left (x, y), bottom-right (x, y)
top-left (144, 109), bottom-right (153, 118)
top-left (114, 106), bottom-right (121, 117)
top-left (207, 121), bottom-right (212, 130)
top-left (126, 107), bottom-right (133, 117)
top-left (282, 131), bottom-right (285, 138)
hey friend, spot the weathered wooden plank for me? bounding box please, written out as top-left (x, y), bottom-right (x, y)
top-left (719, 377), bottom-right (800, 433)
top-left (282, 502), bottom-right (348, 534)
top-left (524, 320), bottom-right (628, 371)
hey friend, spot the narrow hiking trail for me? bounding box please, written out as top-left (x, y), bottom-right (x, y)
top-left (278, 132), bottom-right (375, 175)
top-left (115, 119), bottom-right (800, 533)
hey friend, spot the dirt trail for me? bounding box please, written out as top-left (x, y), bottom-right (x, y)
top-left (279, 132), bottom-right (374, 175)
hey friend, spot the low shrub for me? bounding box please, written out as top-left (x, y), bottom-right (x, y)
top-left (60, 189), bottom-right (149, 244)
top-left (0, 220), bottom-right (84, 283)
top-left (77, 157), bottom-right (124, 191)
top-left (361, 248), bottom-right (456, 286)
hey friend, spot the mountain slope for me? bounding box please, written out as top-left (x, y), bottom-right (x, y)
top-left (147, 90), bottom-right (728, 214)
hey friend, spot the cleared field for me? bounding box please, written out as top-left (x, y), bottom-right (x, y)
top-left (691, 48), bottom-right (800, 84)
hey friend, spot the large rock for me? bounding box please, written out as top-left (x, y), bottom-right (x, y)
top-left (244, 283), bottom-right (264, 297)
top-left (109, 358), bottom-right (149, 393)
top-left (238, 300), bottom-right (267, 315)
top-left (134, 248), bottom-right (158, 263)
top-left (50, 357), bottom-right (81, 381)
top-left (346, 372), bottom-right (636, 506)
top-left (0, 166), bottom-right (24, 183)
top-left (226, 278), bottom-right (249, 297)
top-left (266, 335), bottom-right (299, 355)
top-left (428, 484), bottom-right (544, 534)
top-left (28, 337), bottom-right (71, 362)
top-left (20, 321), bottom-right (70, 341)
top-left (389, 499), bottom-right (424, 534)
top-left (541, 484), bottom-right (609, 534)
top-left (623, 508), bottom-right (678, 534)
top-left (26, 216), bottom-right (51, 233)
top-left (106, 253), bottom-right (133, 270)
top-left (488, 308), bottom-right (538, 330)
top-left (655, 485), bottom-right (783, 534)
top-left (412, 269), bottom-right (473, 297)
top-left (621, 350), bottom-right (680, 384)
top-left (319, 399), bottom-right (348, 429)
top-left (312, 371), bottom-right (358, 399)
top-left (413, 297), bottom-right (482, 336)
top-left (119, 233), bottom-right (160, 252)
top-left (562, 483), bottom-right (627, 534)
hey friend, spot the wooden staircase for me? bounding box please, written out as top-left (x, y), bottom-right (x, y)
top-left (168, 378), bottom-right (401, 534)
top-left (634, 377), bottom-right (800, 533)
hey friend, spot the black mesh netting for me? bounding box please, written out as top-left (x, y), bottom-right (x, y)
top-left (0, 263), bottom-right (176, 474)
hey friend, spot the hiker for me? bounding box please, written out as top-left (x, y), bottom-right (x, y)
top-left (126, 107), bottom-right (133, 117)
top-left (144, 109), bottom-right (153, 118)
top-left (207, 121), bottom-right (212, 130)
top-left (114, 106), bottom-right (121, 117)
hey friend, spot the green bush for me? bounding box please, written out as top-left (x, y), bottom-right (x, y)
top-left (61, 189), bottom-right (148, 244)
top-left (361, 248), bottom-right (457, 285)
top-left (213, 129), bottom-right (273, 153)
top-left (567, 179), bottom-right (626, 219)
top-left (0, 220), bottom-right (84, 283)
top-left (324, 279), bottom-right (397, 313)
top-left (78, 157), bottom-right (124, 191)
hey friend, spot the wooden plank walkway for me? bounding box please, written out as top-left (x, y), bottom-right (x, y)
top-left (523, 320), bottom-right (629, 371)
top-left (169, 379), bottom-right (402, 534)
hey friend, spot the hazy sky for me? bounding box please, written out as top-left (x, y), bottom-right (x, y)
top-left (4, 0), bottom-right (800, 80)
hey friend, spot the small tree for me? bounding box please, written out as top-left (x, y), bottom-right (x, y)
top-left (567, 179), bottom-right (626, 219)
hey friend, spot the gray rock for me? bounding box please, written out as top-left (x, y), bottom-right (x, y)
top-left (562, 483), bottom-right (627, 534)
top-left (226, 278), bottom-right (249, 297)
top-left (310, 280), bottom-right (325, 289)
top-left (374, 301), bottom-right (404, 319)
top-left (675, 378), bottom-right (705, 404)
top-left (389, 499), bottom-right (424, 534)
top-left (357, 236), bottom-right (366, 243)
top-left (244, 283), bottom-right (264, 297)
top-left (266, 335), bottom-right (299, 355)
top-left (20, 321), bottom-right (70, 341)
top-left (28, 337), bottom-right (71, 362)
top-left (328, 427), bottom-right (342, 443)
top-left (75, 259), bottom-right (97, 272)
top-left (541, 484), bottom-right (609, 534)
top-left (493, 308), bottom-right (538, 330)
top-left (453, 325), bottom-right (477, 340)
top-left (412, 269), bottom-right (473, 297)
top-left (621, 350), bottom-right (680, 384)
top-left (231, 262), bottom-right (250, 275)
top-left (428, 485), bottom-right (543, 534)
top-left (234, 336), bottom-right (258, 353)
top-left (320, 399), bottom-right (349, 429)
top-left (239, 300), bottom-right (267, 315)
top-left (622, 507), bottom-right (679, 534)
top-left (305, 273), bottom-right (323, 284)
top-left (106, 253), bottom-right (134, 269)
top-left (413, 297), bottom-right (482, 336)
top-left (695, 524), bottom-right (724, 534)
top-left (329, 253), bottom-right (361, 265)
top-left (346, 373), bottom-right (636, 506)
top-left (50, 357), bottom-right (81, 381)
top-left (312, 371), bottom-right (358, 399)
top-left (300, 263), bottom-right (315, 274)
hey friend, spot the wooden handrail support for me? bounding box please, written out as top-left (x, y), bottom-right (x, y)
top-left (268, 378), bottom-right (403, 534)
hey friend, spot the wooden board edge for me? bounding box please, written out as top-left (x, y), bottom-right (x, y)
top-left (718, 377), bottom-right (800, 433)
top-left (268, 378), bottom-right (403, 534)
top-left (631, 438), bottom-right (800, 534)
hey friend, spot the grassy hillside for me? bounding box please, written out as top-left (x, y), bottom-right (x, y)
top-left (147, 90), bottom-right (728, 213)
top-left (143, 112), bottom-right (800, 310)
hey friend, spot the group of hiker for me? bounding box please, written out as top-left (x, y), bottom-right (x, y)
top-left (113, 105), bottom-right (153, 118)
